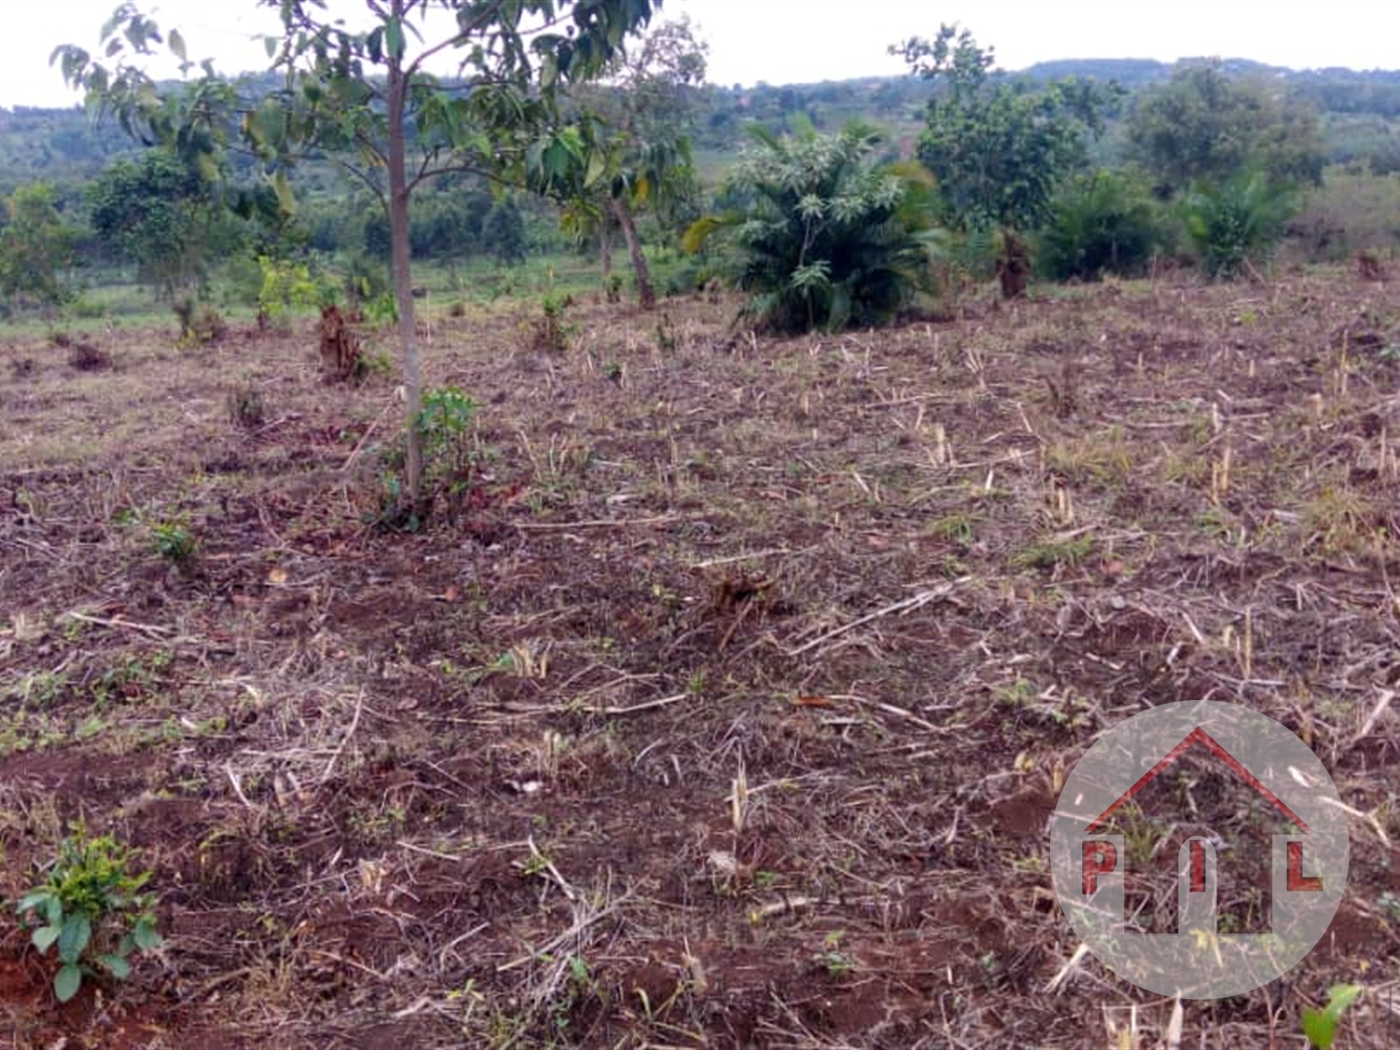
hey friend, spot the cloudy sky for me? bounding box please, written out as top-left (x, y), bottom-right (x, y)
top-left (9, 0), bottom-right (1398, 109)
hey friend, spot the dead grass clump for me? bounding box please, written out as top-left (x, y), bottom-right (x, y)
top-left (226, 379), bottom-right (267, 429)
top-left (318, 304), bottom-right (363, 381)
top-left (1357, 250), bottom-right (1387, 282)
top-left (64, 337), bottom-right (111, 372)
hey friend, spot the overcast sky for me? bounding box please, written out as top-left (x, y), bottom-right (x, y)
top-left (8, 0), bottom-right (1398, 109)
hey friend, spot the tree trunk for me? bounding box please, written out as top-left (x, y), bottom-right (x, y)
top-left (386, 17), bottom-right (424, 508)
top-left (609, 198), bottom-right (655, 310)
top-left (600, 222), bottom-right (613, 281)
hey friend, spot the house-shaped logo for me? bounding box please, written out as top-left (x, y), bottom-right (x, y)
top-left (1080, 726), bottom-right (1320, 937)
top-left (1050, 702), bottom-right (1347, 999)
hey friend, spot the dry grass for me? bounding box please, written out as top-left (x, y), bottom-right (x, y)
top-left (1, 274), bottom-right (1399, 1049)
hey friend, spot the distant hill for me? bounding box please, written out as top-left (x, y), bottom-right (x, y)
top-left (4, 57), bottom-right (1400, 197)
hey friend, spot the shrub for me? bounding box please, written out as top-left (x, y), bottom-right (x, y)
top-left (1181, 171), bottom-right (1296, 279)
top-left (16, 828), bottom-right (162, 1003)
top-left (226, 378), bottom-right (266, 429)
top-left (684, 123), bottom-right (944, 334)
top-left (1038, 171), bottom-right (1163, 281)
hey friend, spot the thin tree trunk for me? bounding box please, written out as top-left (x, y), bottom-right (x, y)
top-left (600, 222), bottom-right (613, 281)
top-left (386, 13), bottom-right (424, 507)
top-left (609, 198), bottom-right (655, 310)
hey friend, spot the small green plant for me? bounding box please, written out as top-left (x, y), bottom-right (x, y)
top-left (16, 828), bottom-right (162, 1003)
top-left (813, 930), bottom-right (855, 976)
top-left (602, 361), bottom-right (623, 383)
top-left (1011, 533), bottom-right (1094, 571)
top-left (530, 293), bottom-right (576, 353)
top-left (149, 519), bottom-right (198, 573)
top-left (256, 255), bottom-right (327, 326)
top-left (172, 296), bottom-right (227, 348)
top-left (604, 273), bottom-right (623, 303)
top-left (1302, 983), bottom-right (1363, 1050)
top-left (417, 385), bottom-right (478, 483)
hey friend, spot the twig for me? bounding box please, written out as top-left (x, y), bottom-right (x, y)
top-left (225, 762), bottom-right (254, 811)
top-left (515, 514), bottom-right (687, 530)
top-left (341, 397), bottom-right (398, 472)
top-left (831, 694), bottom-right (952, 734)
top-left (1348, 688), bottom-right (1396, 751)
top-left (322, 690), bottom-right (366, 783)
top-left (63, 611), bottom-right (174, 638)
top-left (785, 582), bottom-right (959, 656)
top-left (691, 548), bottom-right (797, 569)
top-left (496, 893), bottom-right (630, 972)
top-left (578, 692), bottom-right (689, 716)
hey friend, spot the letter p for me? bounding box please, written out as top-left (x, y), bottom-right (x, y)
top-left (1082, 840), bottom-right (1117, 895)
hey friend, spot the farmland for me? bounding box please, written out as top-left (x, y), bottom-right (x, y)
top-left (3, 266), bottom-right (1400, 1047)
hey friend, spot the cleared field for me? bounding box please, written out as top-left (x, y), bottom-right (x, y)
top-left (2, 269), bottom-right (1399, 1048)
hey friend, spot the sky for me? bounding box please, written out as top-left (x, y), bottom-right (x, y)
top-left (7, 0), bottom-right (1399, 110)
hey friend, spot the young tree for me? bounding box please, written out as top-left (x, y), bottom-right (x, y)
top-left (55, 0), bottom-right (658, 507)
top-left (893, 24), bottom-right (1114, 296)
top-left (0, 183), bottom-right (79, 312)
top-left (482, 197), bottom-right (528, 265)
top-left (1127, 60), bottom-right (1324, 197)
top-left (566, 16), bottom-right (708, 308)
top-left (87, 148), bottom-right (237, 300)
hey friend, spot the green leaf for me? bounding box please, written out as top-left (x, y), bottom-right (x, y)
top-left (32, 925), bottom-right (61, 953)
top-left (54, 963), bottom-right (82, 1003)
top-left (264, 35), bottom-right (279, 60)
top-left (132, 916), bottom-right (162, 951)
top-left (1302, 984), bottom-right (1364, 1050)
top-left (96, 954), bottom-right (131, 980)
top-left (384, 17), bottom-right (405, 62)
top-left (584, 151), bottom-right (607, 189)
top-left (57, 913), bottom-right (91, 964)
top-left (16, 890), bottom-right (52, 915)
top-left (168, 29), bottom-right (186, 63)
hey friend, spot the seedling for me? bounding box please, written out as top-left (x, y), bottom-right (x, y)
top-left (16, 828), bottom-right (162, 1003)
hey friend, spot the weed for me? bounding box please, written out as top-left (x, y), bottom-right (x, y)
top-left (91, 650), bottom-right (172, 704)
top-left (15, 827), bottom-right (162, 1003)
top-left (150, 519), bottom-right (198, 573)
top-left (1302, 984), bottom-right (1363, 1049)
top-left (172, 297), bottom-right (227, 348)
top-left (1012, 533), bottom-right (1094, 570)
top-left (655, 310), bottom-right (679, 353)
top-left (604, 274), bottom-right (623, 303)
top-left (602, 361), bottom-right (623, 384)
top-left (226, 377), bottom-right (266, 429)
top-left (529, 293), bottom-right (576, 353)
top-left (813, 930), bottom-right (856, 976)
top-left (930, 512), bottom-right (976, 546)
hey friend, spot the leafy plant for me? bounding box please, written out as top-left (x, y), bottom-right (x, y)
top-left (685, 122), bottom-right (943, 334)
top-left (226, 377), bottom-right (266, 429)
top-left (257, 255), bottom-right (327, 325)
top-left (417, 385), bottom-right (477, 481)
top-left (1302, 984), bottom-right (1363, 1050)
top-left (1038, 171), bottom-right (1163, 281)
top-left (149, 519), bottom-right (197, 573)
top-left (1181, 170), bottom-right (1296, 278)
top-left (530, 294), bottom-right (577, 352)
top-left (15, 828), bottom-right (162, 1003)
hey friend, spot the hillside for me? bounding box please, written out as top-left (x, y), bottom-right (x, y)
top-left (6, 57), bottom-right (1400, 198)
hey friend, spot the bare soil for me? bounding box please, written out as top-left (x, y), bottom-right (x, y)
top-left (2, 271), bottom-right (1400, 1049)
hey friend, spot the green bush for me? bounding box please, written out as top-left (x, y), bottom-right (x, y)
top-left (1181, 171), bottom-right (1296, 278)
top-left (685, 123), bottom-right (944, 334)
top-left (1038, 171), bottom-right (1163, 281)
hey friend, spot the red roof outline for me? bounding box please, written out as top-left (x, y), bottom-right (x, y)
top-left (1085, 725), bottom-right (1311, 834)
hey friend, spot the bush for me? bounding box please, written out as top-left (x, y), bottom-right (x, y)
top-left (1181, 171), bottom-right (1296, 278)
top-left (684, 123), bottom-right (943, 334)
top-left (1038, 171), bottom-right (1163, 281)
